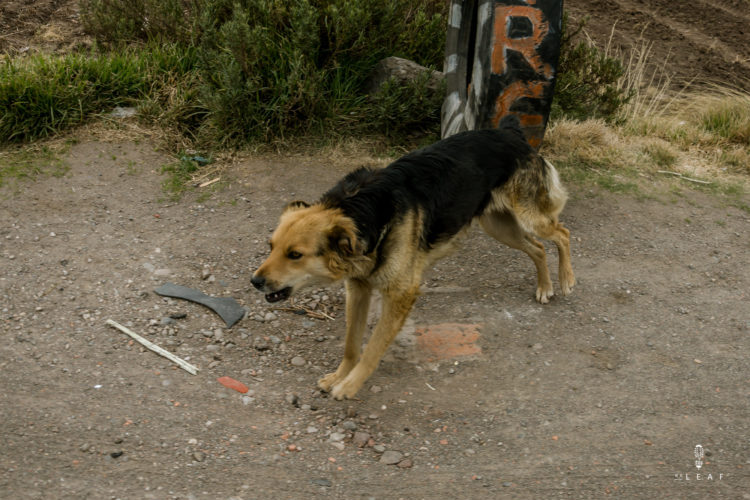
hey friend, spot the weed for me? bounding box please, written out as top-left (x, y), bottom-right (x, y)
top-left (0, 45), bottom-right (196, 143)
top-left (698, 92), bottom-right (750, 145)
top-left (160, 155), bottom-right (202, 200)
top-left (0, 144), bottom-right (69, 188)
top-left (551, 15), bottom-right (631, 121)
top-left (642, 142), bottom-right (677, 168)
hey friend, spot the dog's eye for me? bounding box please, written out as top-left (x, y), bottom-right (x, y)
top-left (287, 251), bottom-right (303, 260)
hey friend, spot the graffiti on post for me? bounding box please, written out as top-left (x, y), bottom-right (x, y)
top-left (442, 0), bottom-right (563, 149)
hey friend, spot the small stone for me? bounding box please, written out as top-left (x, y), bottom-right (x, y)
top-left (213, 329), bottom-right (224, 341)
top-left (160, 317), bottom-right (176, 326)
top-left (379, 450), bottom-right (403, 465)
top-left (79, 443), bottom-right (90, 452)
top-left (502, 482), bottom-right (512, 487)
top-left (110, 451), bottom-right (124, 459)
top-left (109, 106), bottom-right (137, 118)
top-left (241, 396), bottom-right (255, 405)
top-left (329, 432), bottom-right (346, 442)
top-left (353, 432), bottom-right (370, 447)
top-left (188, 438), bottom-right (198, 445)
top-left (264, 312), bottom-right (278, 322)
top-left (291, 356), bottom-right (305, 367)
top-left (370, 385), bottom-right (382, 393)
top-left (397, 458), bottom-right (413, 468)
top-left (193, 451), bottom-right (206, 462)
top-left (532, 343), bottom-right (543, 351)
top-left (342, 420), bottom-right (357, 431)
top-left (311, 478), bottom-right (332, 488)
top-left (285, 394), bottom-right (299, 407)
top-left (269, 335), bottom-right (282, 345)
top-left (373, 444), bottom-right (386, 453)
top-left (306, 426), bottom-right (319, 434)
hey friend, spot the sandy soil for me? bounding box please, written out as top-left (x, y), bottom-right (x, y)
top-left (1, 136), bottom-right (748, 499)
top-left (1, 1), bottom-right (749, 498)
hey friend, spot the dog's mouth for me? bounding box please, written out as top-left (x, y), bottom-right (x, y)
top-left (265, 287), bottom-right (292, 303)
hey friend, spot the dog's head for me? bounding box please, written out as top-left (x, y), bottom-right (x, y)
top-left (251, 201), bottom-right (363, 302)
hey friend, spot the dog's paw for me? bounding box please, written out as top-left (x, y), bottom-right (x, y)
top-left (317, 372), bottom-right (343, 392)
top-left (560, 271), bottom-right (576, 296)
top-left (536, 284), bottom-right (554, 304)
top-left (330, 382), bottom-right (360, 400)
top-left (330, 372), bottom-right (365, 400)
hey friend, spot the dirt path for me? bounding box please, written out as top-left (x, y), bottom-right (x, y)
top-left (567, 0), bottom-right (750, 89)
top-left (1, 138), bottom-right (748, 498)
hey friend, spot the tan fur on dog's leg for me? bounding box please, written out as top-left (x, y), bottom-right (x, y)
top-left (331, 286), bottom-right (418, 400)
top-left (479, 211), bottom-right (554, 303)
top-left (318, 279), bottom-right (372, 392)
top-left (528, 218), bottom-right (576, 296)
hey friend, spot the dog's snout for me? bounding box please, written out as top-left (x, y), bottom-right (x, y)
top-left (251, 275), bottom-right (266, 290)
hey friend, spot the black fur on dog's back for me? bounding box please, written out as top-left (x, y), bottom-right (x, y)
top-left (321, 118), bottom-right (536, 252)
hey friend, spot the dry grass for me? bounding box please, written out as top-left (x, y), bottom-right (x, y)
top-left (546, 26), bottom-right (749, 195)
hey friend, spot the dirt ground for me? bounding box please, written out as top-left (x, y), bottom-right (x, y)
top-left (1, 135), bottom-right (748, 499)
top-left (567, 0), bottom-right (750, 90)
top-left (1, 1), bottom-right (750, 499)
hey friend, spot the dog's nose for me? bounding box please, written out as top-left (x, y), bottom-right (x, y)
top-left (250, 275), bottom-right (266, 290)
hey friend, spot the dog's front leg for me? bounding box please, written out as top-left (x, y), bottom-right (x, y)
top-left (331, 286), bottom-right (418, 400)
top-left (318, 279), bottom-right (372, 392)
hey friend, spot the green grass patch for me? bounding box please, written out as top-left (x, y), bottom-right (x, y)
top-left (0, 45), bottom-right (197, 144)
top-left (0, 144), bottom-right (69, 188)
top-left (699, 95), bottom-right (750, 145)
top-left (160, 154), bottom-right (213, 200)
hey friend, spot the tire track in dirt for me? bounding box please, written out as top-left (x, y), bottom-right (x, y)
top-left (570, 0), bottom-right (750, 89)
top-left (613, 0), bottom-right (750, 83)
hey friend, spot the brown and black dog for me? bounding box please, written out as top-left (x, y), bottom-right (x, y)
top-left (251, 117), bottom-right (575, 399)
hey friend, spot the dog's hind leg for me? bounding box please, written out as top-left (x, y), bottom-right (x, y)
top-left (529, 218), bottom-right (576, 296)
top-left (330, 285), bottom-right (419, 400)
top-left (479, 210), bottom-right (555, 303)
top-left (318, 279), bottom-right (372, 392)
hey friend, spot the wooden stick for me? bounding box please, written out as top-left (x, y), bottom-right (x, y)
top-left (657, 170), bottom-right (711, 184)
top-left (198, 177), bottom-right (221, 188)
top-left (106, 319), bottom-right (199, 375)
top-left (270, 304), bottom-right (335, 321)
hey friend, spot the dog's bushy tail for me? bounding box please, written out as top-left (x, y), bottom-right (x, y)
top-left (541, 157), bottom-right (568, 217)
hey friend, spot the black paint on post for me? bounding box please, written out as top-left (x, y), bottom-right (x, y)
top-left (442, 0), bottom-right (563, 149)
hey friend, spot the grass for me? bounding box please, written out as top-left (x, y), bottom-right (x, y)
top-left (542, 23), bottom-right (749, 203)
top-left (0, 45), bottom-right (196, 144)
top-left (1, 4), bottom-right (748, 205)
top-left (160, 155), bottom-right (205, 201)
top-left (0, 142), bottom-right (69, 189)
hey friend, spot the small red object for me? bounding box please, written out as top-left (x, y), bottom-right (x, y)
top-left (217, 376), bottom-right (249, 393)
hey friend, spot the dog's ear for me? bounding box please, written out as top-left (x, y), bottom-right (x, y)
top-left (283, 200), bottom-right (310, 213)
top-left (327, 224), bottom-right (358, 256)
